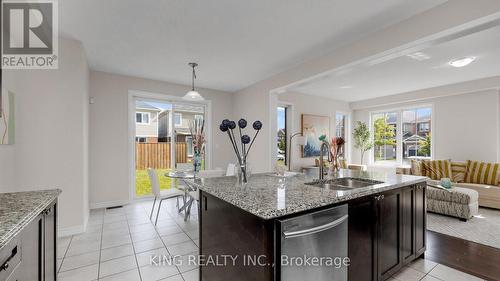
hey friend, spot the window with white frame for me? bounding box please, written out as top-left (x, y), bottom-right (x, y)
top-left (371, 106), bottom-right (432, 165)
top-left (136, 112), bottom-right (150, 124)
top-left (194, 114), bottom-right (204, 122)
top-left (335, 113), bottom-right (347, 157)
top-left (174, 113), bottom-right (182, 127)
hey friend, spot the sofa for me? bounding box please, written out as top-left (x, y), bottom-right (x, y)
top-left (398, 159), bottom-right (500, 220)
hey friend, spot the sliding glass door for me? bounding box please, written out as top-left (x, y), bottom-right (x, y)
top-left (133, 97), bottom-right (206, 197)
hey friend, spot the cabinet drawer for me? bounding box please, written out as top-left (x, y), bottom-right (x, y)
top-left (0, 238), bottom-right (22, 281)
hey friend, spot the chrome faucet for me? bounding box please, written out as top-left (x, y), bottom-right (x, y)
top-left (319, 142), bottom-right (331, 180)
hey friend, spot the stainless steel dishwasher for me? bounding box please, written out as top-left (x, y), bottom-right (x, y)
top-left (277, 204), bottom-right (348, 281)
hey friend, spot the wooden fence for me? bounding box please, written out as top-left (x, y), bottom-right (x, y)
top-left (136, 142), bottom-right (188, 169)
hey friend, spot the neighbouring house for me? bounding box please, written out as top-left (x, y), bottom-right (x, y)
top-left (135, 101), bottom-right (161, 143)
top-left (158, 104), bottom-right (205, 158)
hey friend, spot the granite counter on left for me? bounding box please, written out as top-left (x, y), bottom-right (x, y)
top-left (0, 189), bottom-right (60, 281)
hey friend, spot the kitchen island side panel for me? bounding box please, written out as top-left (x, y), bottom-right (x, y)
top-left (200, 191), bottom-right (275, 281)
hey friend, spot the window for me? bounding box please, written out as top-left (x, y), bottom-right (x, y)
top-left (186, 136), bottom-right (194, 156)
top-left (277, 106), bottom-right (287, 165)
top-left (135, 137), bottom-right (146, 143)
top-left (402, 107), bottom-right (431, 165)
top-left (371, 106), bottom-right (432, 166)
top-left (372, 112), bottom-right (397, 164)
top-left (136, 112), bottom-right (150, 124)
top-left (174, 113), bottom-right (182, 127)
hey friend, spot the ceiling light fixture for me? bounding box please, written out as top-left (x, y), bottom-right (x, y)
top-left (183, 62), bottom-right (204, 101)
top-left (339, 85), bottom-right (353, 89)
top-left (448, 56), bottom-right (476, 68)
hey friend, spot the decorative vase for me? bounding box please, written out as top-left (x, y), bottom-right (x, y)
top-left (193, 152), bottom-right (202, 175)
top-left (238, 160), bottom-right (249, 184)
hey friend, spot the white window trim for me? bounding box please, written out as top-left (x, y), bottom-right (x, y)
top-left (335, 111), bottom-right (351, 162)
top-left (369, 104), bottom-right (434, 167)
top-left (174, 112), bottom-right (182, 127)
top-left (136, 112), bottom-right (151, 124)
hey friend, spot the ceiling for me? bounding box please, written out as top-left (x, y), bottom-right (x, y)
top-left (60, 0), bottom-right (446, 92)
top-left (291, 24), bottom-right (500, 102)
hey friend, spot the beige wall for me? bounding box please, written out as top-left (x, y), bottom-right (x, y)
top-left (135, 109), bottom-right (159, 137)
top-left (0, 38), bottom-right (90, 235)
top-left (277, 91), bottom-right (350, 171)
top-left (351, 86), bottom-right (500, 165)
top-left (89, 71), bottom-right (233, 207)
top-left (231, 0), bottom-right (500, 172)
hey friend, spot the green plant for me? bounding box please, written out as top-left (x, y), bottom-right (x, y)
top-left (353, 121), bottom-right (373, 164)
top-left (373, 117), bottom-right (396, 160)
top-left (418, 133), bottom-right (431, 156)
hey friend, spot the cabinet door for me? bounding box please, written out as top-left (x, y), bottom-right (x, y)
top-left (377, 189), bottom-right (403, 280)
top-left (19, 215), bottom-right (43, 281)
top-left (415, 184), bottom-right (426, 256)
top-left (348, 197), bottom-right (377, 281)
top-left (43, 204), bottom-right (57, 281)
top-left (402, 186), bottom-right (415, 264)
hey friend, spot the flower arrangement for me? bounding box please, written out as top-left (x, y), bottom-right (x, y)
top-left (330, 137), bottom-right (345, 171)
top-left (189, 118), bottom-right (205, 174)
top-left (219, 118), bottom-right (262, 183)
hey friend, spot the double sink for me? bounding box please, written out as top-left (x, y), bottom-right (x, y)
top-left (305, 177), bottom-right (383, 190)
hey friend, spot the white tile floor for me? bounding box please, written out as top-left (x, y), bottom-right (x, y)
top-left (57, 199), bottom-right (484, 281)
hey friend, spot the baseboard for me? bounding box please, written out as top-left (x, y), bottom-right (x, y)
top-left (90, 199), bottom-right (130, 210)
top-left (58, 224), bottom-right (86, 237)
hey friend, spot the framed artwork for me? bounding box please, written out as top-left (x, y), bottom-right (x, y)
top-left (0, 88), bottom-right (15, 145)
top-left (301, 114), bottom-right (329, 158)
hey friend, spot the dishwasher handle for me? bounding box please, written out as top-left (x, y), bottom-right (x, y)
top-left (283, 215), bottom-right (348, 239)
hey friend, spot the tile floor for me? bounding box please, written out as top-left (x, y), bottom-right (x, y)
top-left (56, 199), bottom-right (485, 281)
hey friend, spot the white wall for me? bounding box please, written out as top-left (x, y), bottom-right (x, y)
top-left (351, 88), bottom-right (500, 165)
top-left (89, 71), bottom-right (233, 208)
top-left (277, 91), bottom-right (350, 171)
top-left (231, 0), bottom-right (500, 172)
top-left (1, 38), bottom-right (90, 235)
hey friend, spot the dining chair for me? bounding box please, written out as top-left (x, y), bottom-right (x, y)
top-left (226, 163), bottom-right (236, 176)
top-left (183, 169), bottom-right (226, 220)
top-left (147, 168), bottom-right (185, 225)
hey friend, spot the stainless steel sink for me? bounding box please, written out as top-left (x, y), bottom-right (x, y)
top-left (305, 177), bottom-right (383, 190)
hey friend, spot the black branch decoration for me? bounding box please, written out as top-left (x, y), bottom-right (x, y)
top-left (220, 118), bottom-right (262, 183)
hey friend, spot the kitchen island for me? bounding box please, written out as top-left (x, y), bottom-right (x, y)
top-left (0, 190), bottom-right (60, 281)
top-left (190, 170), bottom-right (427, 281)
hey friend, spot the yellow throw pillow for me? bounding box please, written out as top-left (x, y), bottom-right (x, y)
top-left (423, 160), bottom-right (452, 180)
top-left (450, 161), bottom-right (467, 183)
top-left (410, 159), bottom-right (424, 176)
top-left (465, 160), bottom-right (499, 185)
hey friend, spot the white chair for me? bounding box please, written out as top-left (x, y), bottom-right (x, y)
top-left (148, 168), bottom-right (185, 225)
top-left (183, 169), bottom-right (226, 220)
top-left (226, 163), bottom-right (236, 176)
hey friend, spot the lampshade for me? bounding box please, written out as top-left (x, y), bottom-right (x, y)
top-left (296, 136), bottom-right (306, 146)
top-left (183, 90), bottom-right (204, 101)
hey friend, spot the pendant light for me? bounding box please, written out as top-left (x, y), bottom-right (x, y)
top-left (183, 62), bottom-right (204, 101)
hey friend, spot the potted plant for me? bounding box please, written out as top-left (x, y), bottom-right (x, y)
top-left (353, 121), bottom-right (373, 165)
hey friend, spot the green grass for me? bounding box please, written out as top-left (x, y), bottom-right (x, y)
top-left (135, 169), bottom-right (177, 197)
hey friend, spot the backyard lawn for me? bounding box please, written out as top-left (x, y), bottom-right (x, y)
top-left (135, 169), bottom-right (177, 197)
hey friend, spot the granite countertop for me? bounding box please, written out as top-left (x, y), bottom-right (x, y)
top-left (189, 170), bottom-right (426, 220)
top-left (0, 189), bottom-right (61, 251)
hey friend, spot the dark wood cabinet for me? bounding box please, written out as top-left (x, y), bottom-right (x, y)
top-left (376, 189), bottom-right (403, 280)
top-left (348, 196), bottom-right (377, 281)
top-left (0, 200), bottom-right (57, 281)
top-left (415, 183), bottom-right (426, 257)
top-left (348, 184), bottom-right (425, 281)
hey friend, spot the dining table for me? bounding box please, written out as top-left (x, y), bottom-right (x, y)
top-left (165, 171), bottom-right (198, 221)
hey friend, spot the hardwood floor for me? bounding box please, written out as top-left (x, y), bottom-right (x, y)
top-left (426, 230), bottom-right (500, 281)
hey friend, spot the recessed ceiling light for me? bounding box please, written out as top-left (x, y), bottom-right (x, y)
top-left (449, 56), bottom-right (476, 68)
top-left (339, 85), bottom-right (352, 89)
top-left (407, 52), bottom-right (431, 61)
